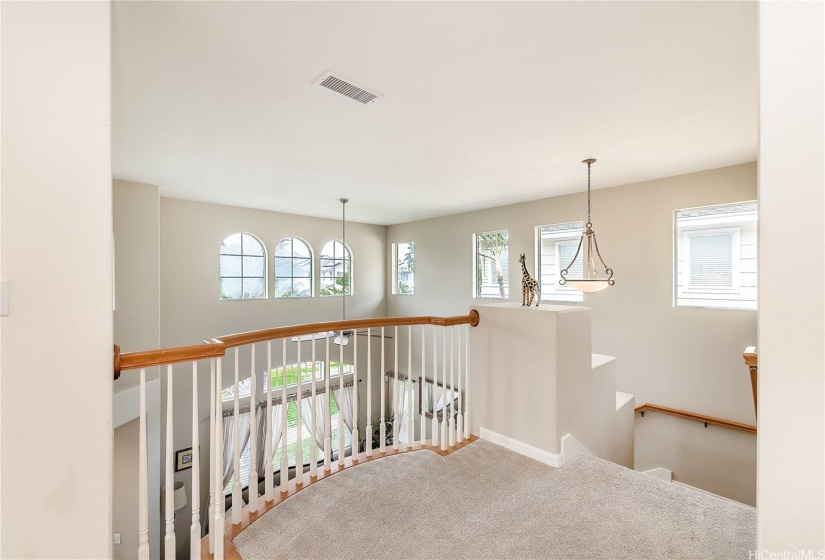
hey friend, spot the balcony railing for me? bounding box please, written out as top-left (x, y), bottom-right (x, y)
top-left (114, 310), bottom-right (480, 560)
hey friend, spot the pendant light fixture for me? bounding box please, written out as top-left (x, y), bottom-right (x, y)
top-left (559, 158), bottom-right (615, 292)
top-left (334, 198), bottom-right (350, 346)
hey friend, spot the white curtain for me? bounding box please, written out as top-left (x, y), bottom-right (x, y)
top-left (255, 402), bottom-right (283, 475)
top-left (388, 376), bottom-right (405, 426)
top-left (222, 410), bottom-right (252, 489)
top-left (300, 393), bottom-right (326, 450)
top-left (333, 384), bottom-right (355, 434)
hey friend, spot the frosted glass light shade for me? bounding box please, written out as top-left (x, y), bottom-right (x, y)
top-left (333, 334), bottom-right (349, 346)
top-left (566, 280), bottom-right (612, 293)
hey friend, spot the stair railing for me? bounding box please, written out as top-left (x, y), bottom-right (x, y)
top-left (113, 310), bottom-right (479, 560)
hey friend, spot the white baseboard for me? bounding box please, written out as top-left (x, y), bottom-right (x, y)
top-left (560, 433), bottom-right (592, 465)
top-left (479, 427), bottom-right (563, 468)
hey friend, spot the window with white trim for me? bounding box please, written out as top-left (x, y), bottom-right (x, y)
top-left (474, 230), bottom-right (509, 299)
top-left (219, 233), bottom-right (267, 300)
top-left (392, 242), bottom-right (415, 295)
top-left (274, 237), bottom-right (313, 298)
top-left (537, 222), bottom-right (584, 303)
top-left (675, 202), bottom-right (757, 310)
top-left (320, 240), bottom-right (352, 296)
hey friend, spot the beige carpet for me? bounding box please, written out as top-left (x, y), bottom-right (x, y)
top-left (233, 440), bottom-right (756, 560)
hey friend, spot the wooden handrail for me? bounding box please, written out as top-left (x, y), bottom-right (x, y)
top-left (743, 346), bottom-right (757, 368)
top-left (635, 403), bottom-right (756, 434)
top-left (114, 310), bottom-right (480, 379)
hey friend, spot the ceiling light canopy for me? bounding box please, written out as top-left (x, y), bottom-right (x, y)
top-left (559, 159), bottom-right (615, 293)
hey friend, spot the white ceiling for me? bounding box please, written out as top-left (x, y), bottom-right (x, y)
top-left (112, 1), bottom-right (757, 226)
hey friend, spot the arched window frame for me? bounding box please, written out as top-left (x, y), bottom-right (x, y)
top-left (219, 232), bottom-right (268, 300)
top-left (273, 237), bottom-right (314, 298)
top-left (319, 240), bottom-right (353, 297)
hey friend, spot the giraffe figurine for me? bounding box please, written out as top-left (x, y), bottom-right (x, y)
top-left (519, 253), bottom-right (541, 307)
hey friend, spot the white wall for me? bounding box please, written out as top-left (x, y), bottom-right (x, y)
top-left (0, 2), bottom-right (113, 557)
top-left (113, 180), bottom-right (161, 558)
top-left (155, 196), bottom-right (387, 556)
top-left (387, 163), bottom-right (758, 500)
top-left (757, 1), bottom-right (825, 551)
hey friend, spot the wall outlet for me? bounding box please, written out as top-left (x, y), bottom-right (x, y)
top-left (113, 534), bottom-right (121, 545)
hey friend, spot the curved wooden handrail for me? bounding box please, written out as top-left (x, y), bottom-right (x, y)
top-left (114, 310), bottom-right (480, 379)
top-left (635, 403), bottom-right (756, 434)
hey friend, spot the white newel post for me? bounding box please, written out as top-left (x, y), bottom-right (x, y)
top-left (449, 326), bottom-right (456, 448)
top-left (231, 349), bottom-right (242, 524)
top-left (324, 336), bottom-right (332, 470)
top-left (280, 339), bottom-right (289, 492)
top-left (138, 368), bottom-right (149, 560)
top-left (248, 344), bottom-right (258, 512)
top-left (296, 341), bottom-right (303, 480)
top-left (366, 329), bottom-right (373, 457)
top-left (457, 325), bottom-right (464, 444)
top-left (353, 333), bottom-right (359, 462)
top-left (464, 323), bottom-right (470, 441)
top-left (407, 325), bottom-right (413, 446)
top-left (208, 359), bottom-right (216, 554)
top-left (214, 358), bottom-right (225, 560)
top-left (310, 334), bottom-right (318, 477)
top-left (440, 328), bottom-right (448, 451)
top-left (190, 362), bottom-right (201, 560)
top-left (338, 338), bottom-right (345, 466)
top-left (420, 325), bottom-right (426, 448)
top-left (431, 326), bottom-right (438, 446)
top-left (265, 341), bottom-right (273, 501)
top-left (380, 327), bottom-right (386, 453)
top-left (165, 365), bottom-right (176, 558)
top-left (393, 326), bottom-right (399, 450)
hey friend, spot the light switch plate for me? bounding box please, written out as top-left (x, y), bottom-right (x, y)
top-left (114, 534), bottom-right (120, 545)
top-left (0, 279), bottom-right (8, 316)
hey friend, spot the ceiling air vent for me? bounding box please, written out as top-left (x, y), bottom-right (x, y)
top-left (314, 71), bottom-right (381, 105)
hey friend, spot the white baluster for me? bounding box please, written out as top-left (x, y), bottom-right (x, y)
top-left (231, 349), bottom-right (242, 524)
top-left (407, 325), bottom-right (413, 447)
top-left (165, 365), bottom-right (176, 557)
top-left (420, 325), bottom-right (426, 449)
top-left (324, 336), bottom-right (331, 470)
top-left (440, 328), bottom-right (447, 451)
top-left (296, 340), bottom-right (303, 482)
top-left (457, 325), bottom-right (464, 444)
top-left (366, 328), bottom-right (373, 457)
top-left (280, 339), bottom-right (289, 493)
top-left (191, 362), bottom-right (201, 560)
top-left (431, 325), bottom-right (438, 447)
top-left (138, 369), bottom-right (149, 560)
top-left (380, 327), bottom-right (386, 453)
top-left (248, 344), bottom-right (258, 512)
top-left (338, 335), bottom-right (345, 466)
top-left (264, 341), bottom-right (273, 501)
top-left (464, 324), bottom-right (470, 440)
top-left (352, 332), bottom-right (359, 463)
top-left (310, 334), bottom-right (318, 477)
top-left (449, 326), bottom-right (456, 448)
top-left (214, 358), bottom-right (224, 560)
top-left (208, 359), bottom-right (215, 553)
top-left (393, 325), bottom-right (399, 450)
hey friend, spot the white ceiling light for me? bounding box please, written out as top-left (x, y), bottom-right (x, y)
top-left (559, 159), bottom-right (615, 293)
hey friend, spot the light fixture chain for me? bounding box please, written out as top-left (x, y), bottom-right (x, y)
top-left (587, 161), bottom-right (592, 227)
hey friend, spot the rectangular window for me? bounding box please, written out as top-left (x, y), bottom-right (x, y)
top-left (675, 202), bottom-right (757, 310)
top-left (392, 242), bottom-right (415, 295)
top-left (474, 230), bottom-right (509, 299)
top-left (536, 222), bottom-right (584, 303)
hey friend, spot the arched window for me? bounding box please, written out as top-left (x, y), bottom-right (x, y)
top-left (219, 233), bottom-right (267, 300)
top-left (320, 240), bottom-right (352, 296)
top-left (274, 237), bottom-right (313, 298)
